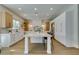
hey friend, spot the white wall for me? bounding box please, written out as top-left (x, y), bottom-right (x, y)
top-left (51, 5), bottom-right (79, 48)
top-left (65, 6), bottom-right (74, 47)
top-left (66, 5), bottom-right (78, 48)
top-left (53, 12), bottom-right (67, 46)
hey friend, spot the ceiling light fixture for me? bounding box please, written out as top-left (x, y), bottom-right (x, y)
top-left (34, 8), bottom-right (38, 10)
top-left (18, 8), bottom-right (22, 10)
top-left (50, 8), bottom-right (53, 10)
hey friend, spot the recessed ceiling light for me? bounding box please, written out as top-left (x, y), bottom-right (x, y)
top-left (18, 8), bottom-right (22, 10)
top-left (50, 8), bottom-right (53, 10)
top-left (34, 8), bottom-right (38, 10)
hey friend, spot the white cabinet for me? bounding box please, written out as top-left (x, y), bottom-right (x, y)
top-left (31, 37), bottom-right (43, 43)
top-left (0, 32), bottom-right (24, 47)
top-left (10, 31), bottom-right (24, 46)
top-left (0, 33), bottom-right (11, 47)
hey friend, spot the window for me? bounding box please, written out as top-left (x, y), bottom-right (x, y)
top-left (13, 19), bottom-right (20, 29)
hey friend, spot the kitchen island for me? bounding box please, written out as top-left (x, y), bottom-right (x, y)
top-left (24, 31), bottom-right (52, 54)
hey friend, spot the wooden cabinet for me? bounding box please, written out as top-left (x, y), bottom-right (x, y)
top-left (22, 20), bottom-right (29, 31)
top-left (45, 21), bottom-right (50, 31)
top-left (5, 12), bottom-right (13, 28)
top-left (0, 11), bottom-right (13, 28)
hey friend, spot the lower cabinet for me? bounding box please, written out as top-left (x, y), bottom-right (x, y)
top-left (0, 31), bottom-right (24, 47)
top-left (0, 33), bottom-right (11, 47)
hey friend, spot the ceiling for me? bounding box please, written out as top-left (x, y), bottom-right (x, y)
top-left (3, 4), bottom-right (73, 21)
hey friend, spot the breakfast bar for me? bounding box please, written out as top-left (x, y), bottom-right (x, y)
top-left (24, 32), bottom-right (52, 54)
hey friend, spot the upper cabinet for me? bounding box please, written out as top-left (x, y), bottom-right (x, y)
top-left (5, 12), bottom-right (13, 28)
top-left (44, 21), bottom-right (50, 31)
top-left (22, 20), bottom-right (29, 31)
top-left (0, 11), bottom-right (13, 28)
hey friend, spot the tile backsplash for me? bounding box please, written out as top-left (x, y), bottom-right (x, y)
top-left (0, 28), bottom-right (20, 34)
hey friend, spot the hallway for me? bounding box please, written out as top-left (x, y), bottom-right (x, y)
top-left (1, 39), bottom-right (79, 55)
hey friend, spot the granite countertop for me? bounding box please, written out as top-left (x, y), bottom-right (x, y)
top-left (25, 31), bottom-right (51, 37)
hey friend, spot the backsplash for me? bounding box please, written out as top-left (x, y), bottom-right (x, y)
top-left (33, 26), bottom-right (43, 32)
top-left (0, 28), bottom-right (23, 34)
top-left (0, 28), bottom-right (10, 34)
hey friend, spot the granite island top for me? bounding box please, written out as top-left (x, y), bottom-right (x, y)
top-left (25, 31), bottom-right (51, 37)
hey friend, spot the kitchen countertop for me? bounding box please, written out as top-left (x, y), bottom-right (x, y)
top-left (25, 31), bottom-right (51, 37)
top-left (0, 32), bottom-right (11, 34)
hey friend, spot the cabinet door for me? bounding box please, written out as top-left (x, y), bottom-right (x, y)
top-left (0, 12), bottom-right (2, 27)
top-left (5, 12), bottom-right (13, 28)
top-left (45, 21), bottom-right (50, 31)
top-left (0, 11), bottom-right (4, 28)
top-left (1, 34), bottom-right (11, 47)
top-left (23, 20), bottom-right (29, 31)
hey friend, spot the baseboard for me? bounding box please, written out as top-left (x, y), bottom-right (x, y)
top-left (54, 37), bottom-right (78, 48)
top-left (54, 39), bottom-right (67, 47)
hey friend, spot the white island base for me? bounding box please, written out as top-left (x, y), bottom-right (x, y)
top-left (24, 32), bottom-right (52, 54)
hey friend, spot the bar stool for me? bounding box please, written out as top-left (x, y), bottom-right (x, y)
top-left (43, 32), bottom-right (54, 50)
top-left (43, 37), bottom-right (47, 49)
